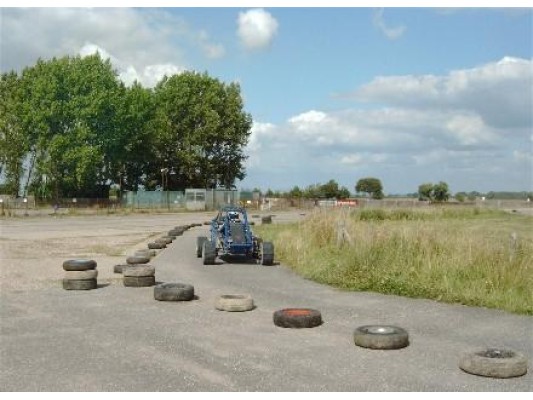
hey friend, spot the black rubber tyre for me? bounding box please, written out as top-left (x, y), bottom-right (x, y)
top-left (203, 221), bottom-right (211, 225)
top-left (155, 237), bottom-right (173, 245)
top-left (113, 264), bottom-right (129, 274)
top-left (154, 283), bottom-right (195, 301)
top-left (134, 249), bottom-right (155, 258)
top-left (148, 242), bottom-right (165, 249)
top-left (122, 265), bottom-right (155, 277)
top-left (123, 276), bottom-right (155, 287)
top-left (126, 255), bottom-right (150, 265)
top-left (261, 242), bottom-right (274, 266)
top-left (261, 216), bottom-right (272, 224)
top-left (62, 278), bottom-right (97, 290)
top-left (215, 294), bottom-right (254, 312)
top-left (273, 308), bottom-right (322, 328)
top-left (196, 236), bottom-right (207, 258)
top-left (459, 349), bottom-right (528, 378)
top-left (169, 229), bottom-right (183, 237)
top-left (353, 325), bottom-right (409, 350)
top-left (62, 259), bottom-right (97, 271)
top-left (64, 270), bottom-right (98, 280)
top-left (202, 241), bottom-right (217, 265)
top-left (249, 221), bottom-right (255, 225)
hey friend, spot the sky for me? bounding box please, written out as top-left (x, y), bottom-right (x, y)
top-left (1, 3), bottom-right (532, 194)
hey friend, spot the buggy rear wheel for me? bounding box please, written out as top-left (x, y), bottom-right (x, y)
top-left (261, 241), bottom-right (274, 266)
top-left (196, 236), bottom-right (207, 258)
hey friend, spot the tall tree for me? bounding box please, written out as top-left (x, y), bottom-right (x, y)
top-left (154, 72), bottom-right (252, 190)
top-left (19, 54), bottom-right (123, 199)
top-left (0, 72), bottom-right (27, 196)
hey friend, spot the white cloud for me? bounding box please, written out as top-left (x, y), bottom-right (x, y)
top-left (237, 9), bottom-right (279, 51)
top-left (78, 42), bottom-right (185, 87)
top-left (372, 8), bottom-right (406, 40)
top-left (0, 8), bottom-right (223, 85)
top-left (356, 57), bottom-right (533, 129)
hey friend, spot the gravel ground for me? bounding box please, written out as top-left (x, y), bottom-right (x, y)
top-left (0, 212), bottom-right (531, 391)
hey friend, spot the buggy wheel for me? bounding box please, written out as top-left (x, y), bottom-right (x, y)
top-left (196, 236), bottom-right (207, 258)
top-left (202, 241), bottom-right (217, 265)
top-left (261, 241), bottom-right (274, 266)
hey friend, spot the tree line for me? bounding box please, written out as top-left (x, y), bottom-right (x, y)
top-left (0, 54), bottom-right (252, 200)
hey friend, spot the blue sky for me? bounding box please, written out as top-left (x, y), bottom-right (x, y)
top-left (1, 5), bottom-right (532, 194)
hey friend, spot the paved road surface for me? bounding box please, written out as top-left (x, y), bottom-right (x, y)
top-left (1, 219), bottom-right (531, 391)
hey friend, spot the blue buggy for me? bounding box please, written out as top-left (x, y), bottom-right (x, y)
top-left (196, 206), bottom-right (274, 265)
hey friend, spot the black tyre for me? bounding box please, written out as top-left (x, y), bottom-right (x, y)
top-left (261, 242), bottom-right (274, 266)
top-left (126, 255), bottom-right (150, 265)
top-left (169, 229), bottom-right (183, 237)
top-left (64, 270), bottom-right (98, 280)
top-left (155, 237), bottom-right (173, 245)
top-left (196, 236), bottom-right (207, 258)
top-left (122, 265), bottom-right (155, 277)
top-left (261, 216), bottom-right (272, 224)
top-left (202, 240), bottom-right (217, 265)
top-left (134, 250), bottom-right (155, 258)
top-left (273, 308), bottom-right (322, 328)
top-left (459, 349), bottom-right (528, 378)
top-left (154, 283), bottom-right (195, 301)
top-left (353, 325), bottom-right (409, 350)
top-left (123, 276), bottom-right (155, 287)
top-left (215, 294), bottom-right (254, 312)
top-left (203, 221), bottom-right (211, 225)
top-left (113, 264), bottom-right (129, 274)
top-left (148, 242), bottom-right (165, 249)
top-left (62, 278), bottom-right (97, 290)
top-left (62, 259), bottom-right (97, 271)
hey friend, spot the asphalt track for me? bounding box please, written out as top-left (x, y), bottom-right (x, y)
top-left (1, 219), bottom-right (532, 391)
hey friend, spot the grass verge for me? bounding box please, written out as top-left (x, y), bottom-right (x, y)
top-left (256, 207), bottom-right (532, 315)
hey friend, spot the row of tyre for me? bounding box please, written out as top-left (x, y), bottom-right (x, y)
top-left (61, 222), bottom-right (528, 380)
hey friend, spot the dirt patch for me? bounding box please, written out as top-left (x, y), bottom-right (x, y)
top-left (0, 214), bottom-right (196, 291)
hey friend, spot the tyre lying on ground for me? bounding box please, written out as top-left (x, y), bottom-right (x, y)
top-left (62, 278), bottom-right (97, 290)
top-left (148, 242), bottom-right (165, 249)
top-left (62, 259), bottom-right (98, 290)
top-left (126, 255), bottom-right (151, 265)
top-left (353, 325), bottom-right (409, 350)
top-left (261, 215), bottom-right (272, 224)
top-left (134, 249), bottom-right (156, 258)
top-left (459, 348), bottom-right (528, 378)
top-left (154, 283), bottom-right (195, 301)
top-left (273, 308), bottom-right (322, 328)
top-left (113, 264), bottom-right (129, 274)
top-left (215, 294), bottom-right (254, 312)
top-left (155, 237), bottom-right (173, 245)
top-left (62, 259), bottom-right (97, 271)
top-left (122, 265), bottom-right (156, 287)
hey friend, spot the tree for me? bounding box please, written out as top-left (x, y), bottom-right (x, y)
top-left (289, 185), bottom-right (303, 198)
top-left (418, 181), bottom-right (450, 202)
top-left (321, 179), bottom-right (340, 199)
top-left (154, 71), bottom-right (252, 190)
top-left (433, 181), bottom-right (450, 202)
top-left (0, 71), bottom-right (27, 196)
top-left (418, 183), bottom-right (434, 201)
top-left (18, 54), bottom-right (124, 199)
top-left (356, 177), bottom-right (384, 199)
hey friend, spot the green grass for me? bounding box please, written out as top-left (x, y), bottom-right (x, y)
top-left (256, 207), bottom-right (533, 315)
